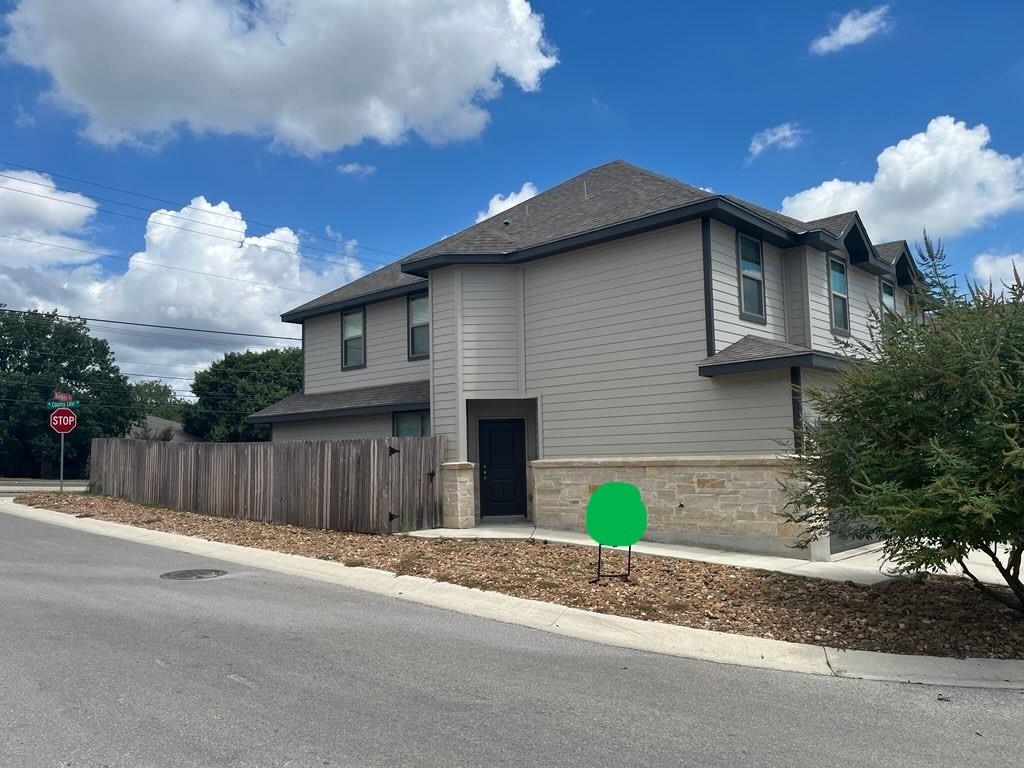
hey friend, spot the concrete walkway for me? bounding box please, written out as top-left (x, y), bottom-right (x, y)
top-left (410, 522), bottom-right (1005, 586)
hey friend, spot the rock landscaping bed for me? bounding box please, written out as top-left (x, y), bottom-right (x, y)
top-left (16, 492), bottom-right (1024, 659)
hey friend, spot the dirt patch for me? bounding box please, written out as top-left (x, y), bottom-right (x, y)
top-left (17, 492), bottom-right (1024, 659)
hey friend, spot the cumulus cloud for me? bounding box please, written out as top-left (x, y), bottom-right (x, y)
top-left (0, 185), bottom-right (365, 388)
top-left (973, 253), bottom-right (1024, 290)
top-left (747, 123), bottom-right (805, 163)
top-left (2, 0), bottom-right (557, 155)
top-left (810, 5), bottom-right (893, 55)
top-left (337, 162), bottom-right (377, 178)
top-left (781, 116), bottom-right (1024, 242)
top-left (475, 181), bottom-right (537, 222)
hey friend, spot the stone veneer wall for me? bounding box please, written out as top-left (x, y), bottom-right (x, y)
top-left (441, 462), bottom-right (476, 529)
top-left (530, 456), bottom-right (816, 559)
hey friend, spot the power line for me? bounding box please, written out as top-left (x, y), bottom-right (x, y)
top-left (0, 170), bottom-right (398, 266)
top-left (0, 159), bottom-right (404, 259)
top-left (0, 308), bottom-right (300, 341)
top-left (0, 344), bottom-right (302, 377)
top-left (0, 234), bottom-right (321, 295)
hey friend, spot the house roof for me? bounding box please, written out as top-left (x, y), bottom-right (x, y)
top-left (247, 379), bottom-right (430, 424)
top-left (875, 240), bottom-right (908, 264)
top-left (698, 335), bottom-right (846, 377)
top-left (282, 160), bottom-right (918, 323)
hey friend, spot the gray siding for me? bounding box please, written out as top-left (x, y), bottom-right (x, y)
top-left (461, 266), bottom-right (523, 397)
top-left (272, 413), bottom-right (392, 441)
top-left (710, 220), bottom-right (788, 351)
top-left (303, 296), bottom-right (429, 395)
top-left (782, 246), bottom-right (811, 347)
top-left (522, 221), bottom-right (794, 457)
top-left (429, 268), bottom-right (460, 455)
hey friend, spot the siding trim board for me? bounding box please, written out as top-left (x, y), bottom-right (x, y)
top-left (790, 366), bottom-right (803, 454)
top-left (701, 217), bottom-right (715, 356)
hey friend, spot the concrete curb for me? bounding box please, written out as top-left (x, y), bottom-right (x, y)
top-left (4, 500), bottom-right (1023, 690)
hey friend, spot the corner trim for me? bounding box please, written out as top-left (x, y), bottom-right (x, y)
top-left (701, 217), bottom-right (715, 357)
top-left (790, 366), bottom-right (803, 454)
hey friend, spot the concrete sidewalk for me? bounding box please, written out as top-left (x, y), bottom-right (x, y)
top-left (410, 523), bottom-right (1005, 586)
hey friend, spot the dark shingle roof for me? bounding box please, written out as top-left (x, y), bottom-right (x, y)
top-left (802, 212), bottom-right (858, 238)
top-left (248, 380), bottom-right (429, 423)
top-left (283, 160), bottom-right (913, 321)
top-left (875, 240), bottom-right (909, 264)
top-left (700, 335), bottom-right (816, 366)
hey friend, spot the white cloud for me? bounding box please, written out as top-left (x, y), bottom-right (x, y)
top-left (747, 122), bottom-right (805, 163)
top-left (337, 162), bottom-right (377, 178)
top-left (973, 253), bottom-right (1024, 289)
top-left (781, 116), bottom-right (1024, 242)
top-left (475, 181), bottom-right (537, 222)
top-left (810, 5), bottom-right (893, 55)
top-left (2, 0), bottom-right (557, 155)
top-left (0, 186), bottom-right (365, 387)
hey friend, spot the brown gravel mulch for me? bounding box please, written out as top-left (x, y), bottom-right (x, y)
top-left (16, 492), bottom-right (1024, 659)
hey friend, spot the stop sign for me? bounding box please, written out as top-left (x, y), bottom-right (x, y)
top-left (50, 407), bottom-right (77, 434)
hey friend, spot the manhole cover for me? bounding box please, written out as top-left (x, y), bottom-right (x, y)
top-left (159, 569), bottom-right (227, 580)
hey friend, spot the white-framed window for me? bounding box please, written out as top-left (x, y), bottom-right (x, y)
top-left (829, 257), bottom-right (850, 334)
top-left (394, 411), bottom-right (430, 437)
top-left (408, 292), bottom-right (429, 360)
top-left (737, 233), bottom-right (766, 322)
top-left (341, 308), bottom-right (365, 369)
top-left (880, 278), bottom-right (896, 315)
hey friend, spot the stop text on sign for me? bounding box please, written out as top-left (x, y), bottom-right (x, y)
top-left (50, 407), bottom-right (77, 434)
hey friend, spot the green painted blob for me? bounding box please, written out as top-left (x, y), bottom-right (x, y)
top-left (585, 482), bottom-right (648, 547)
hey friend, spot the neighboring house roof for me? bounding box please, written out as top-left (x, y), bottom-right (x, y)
top-left (129, 415), bottom-right (198, 442)
top-left (698, 335), bottom-right (846, 377)
top-left (248, 380), bottom-right (430, 424)
top-left (282, 160), bottom-right (919, 323)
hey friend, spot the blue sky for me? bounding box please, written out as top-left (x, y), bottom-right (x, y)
top-left (1, 1), bottom-right (1023, 377)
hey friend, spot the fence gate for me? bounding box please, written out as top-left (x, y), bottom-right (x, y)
top-left (90, 436), bottom-right (446, 534)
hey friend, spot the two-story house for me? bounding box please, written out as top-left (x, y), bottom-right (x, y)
top-left (250, 161), bottom-right (922, 559)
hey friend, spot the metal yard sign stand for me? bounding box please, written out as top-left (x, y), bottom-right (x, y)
top-left (49, 406), bottom-right (78, 492)
top-left (585, 482), bottom-right (648, 583)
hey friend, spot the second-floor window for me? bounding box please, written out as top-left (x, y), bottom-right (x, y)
top-left (829, 257), bottom-right (850, 334)
top-left (408, 292), bottom-right (429, 360)
top-left (737, 233), bottom-right (766, 322)
top-left (342, 308), bottom-right (365, 369)
top-left (880, 279), bottom-right (896, 315)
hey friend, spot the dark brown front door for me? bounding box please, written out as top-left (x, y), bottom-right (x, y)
top-left (478, 419), bottom-right (527, 517)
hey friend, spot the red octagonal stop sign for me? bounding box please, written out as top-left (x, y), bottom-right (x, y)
top-left (50, 407), bottom-right (77, 434)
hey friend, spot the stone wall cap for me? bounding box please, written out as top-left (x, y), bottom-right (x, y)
top-left (530, 455), bottom-right (789, 468)
top-left (441, 461), bottom-right (475, 470)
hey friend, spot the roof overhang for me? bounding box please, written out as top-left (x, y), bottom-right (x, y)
top-left (280, 282), bottom-right (425, 324)
top-left (698, 351), bottom-right (848, 377)
top-left (247, 400), bottom-right (429, 425)
top-left (401, 197), bottom-right (845, 278)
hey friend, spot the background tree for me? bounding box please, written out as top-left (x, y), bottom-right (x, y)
top-left (130, 379), bottom-right (189, 421)
top-left (183, 347), bottom-right (301, 441)
top-left (0, 306), bottom-right (142, 478)
top-left (785, 237), bottom-right (1024, 614)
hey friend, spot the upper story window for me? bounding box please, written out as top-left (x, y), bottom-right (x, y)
top-left (341, 308), bottom-right (365, 369)
top-left (737, 233), bottom-right (766, 323)
top-left (408, 292), bottom-right (429, 360)
top-left (394, 410), bottom-right (430, 437)
top-left (829, 257), bottom-right (850, 335)
top-left (880, 278), bottom-right (897, 315)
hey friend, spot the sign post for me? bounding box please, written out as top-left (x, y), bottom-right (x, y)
top-left (49, 407), bottom-right (78, 492)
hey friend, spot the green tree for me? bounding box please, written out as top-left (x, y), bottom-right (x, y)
top-left (785, 237), bottom-right (1024, 614)
top-left (0, 307), bottom-right (142, 478)
top-left (131, 379), bottom-right (188, 421)
top-left (183, 347), bottom-right (301, 442)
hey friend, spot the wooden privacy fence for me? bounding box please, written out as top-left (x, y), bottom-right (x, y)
top-left (90, 437), bottom-right (447, 534)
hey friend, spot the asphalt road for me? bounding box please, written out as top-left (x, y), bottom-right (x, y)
top-left (1, 512), bottom-right (1021, 768)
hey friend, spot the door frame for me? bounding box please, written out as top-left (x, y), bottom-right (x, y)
top-left (477, 417), bottom-right (528, 518)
